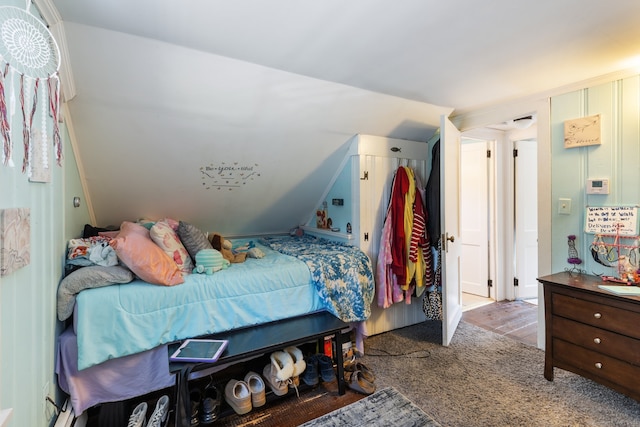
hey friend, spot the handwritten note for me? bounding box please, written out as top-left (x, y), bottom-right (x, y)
top-left (585, 206), bottom-right (638, 235)
top-left (564, 114), bottom-right (601, 148)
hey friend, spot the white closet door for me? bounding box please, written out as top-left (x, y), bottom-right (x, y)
top-left (441, 115), bottom-right (463, 346)
top-left (460, 139), bottom-right (489, 297)
top-left (514, 139), bottom-right (538, 300)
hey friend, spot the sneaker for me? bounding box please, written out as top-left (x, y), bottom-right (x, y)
top-left (224, 379), bottom-right (252, 415)
top-left (148, 395), bottom-right (170, 427)
top-left (301, 354), bottom-right (319, 387)
top-left (127, 402), bottom-right (148, 427)
top-left (284, 346), bottom-right (306, 387)
top-left (200, 384), bottom-right (221, 424)
top-left (189, 389), bottom-right (201, 426)
top-left (244, 371), bottom-right (266, 407)
top-left (316, 354), bottom-right (336, 382)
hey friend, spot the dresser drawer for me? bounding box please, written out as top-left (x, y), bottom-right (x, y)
top-left (551, 316), bottom-right (640, 365)
top-left (553, 338), bottom-right (640, 393)
top-left (552, 293), bottom-right (640, 339)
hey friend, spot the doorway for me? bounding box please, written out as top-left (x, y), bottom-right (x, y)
top-left (460, 124), bottom-right (539, 305)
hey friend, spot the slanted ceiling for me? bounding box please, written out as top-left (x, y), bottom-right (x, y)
top-left (46, 0), bottom-right (640, 235)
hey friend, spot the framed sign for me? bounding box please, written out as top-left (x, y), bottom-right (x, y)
top-left (564, 114), bottom-right (601, 148)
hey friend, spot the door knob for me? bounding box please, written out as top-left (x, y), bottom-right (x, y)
top-left (443, 233), bottom-right (456, 251)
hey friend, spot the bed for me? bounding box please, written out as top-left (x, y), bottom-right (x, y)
top-left (55, 222), bottom-right (374, 415)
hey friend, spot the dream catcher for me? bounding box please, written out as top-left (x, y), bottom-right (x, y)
top-left (0, 3), bottom-right (61, 175)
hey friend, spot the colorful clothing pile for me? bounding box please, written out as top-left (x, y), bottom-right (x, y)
top-left (376, 166), bottom-right (434, 308)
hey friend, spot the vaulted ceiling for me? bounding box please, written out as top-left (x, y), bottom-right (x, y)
top-left (43, 0), bottom-right (640, 235)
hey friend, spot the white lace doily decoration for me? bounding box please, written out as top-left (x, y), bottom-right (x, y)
top-left (0, 6), bottom-right (59, 78)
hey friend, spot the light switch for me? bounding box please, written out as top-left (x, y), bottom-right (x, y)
top-left (558, 198), bottom-right (571, 215)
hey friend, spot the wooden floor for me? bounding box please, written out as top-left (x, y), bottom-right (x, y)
top-left (462, 299), bottom-right (539, 347)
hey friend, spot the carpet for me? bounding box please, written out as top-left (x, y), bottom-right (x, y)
top-left (359, 320), bottom-right (640, 427)
top-left (299, 387), bottom-right (441, 427)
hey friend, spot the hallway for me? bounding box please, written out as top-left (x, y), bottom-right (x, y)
top-left (462, 296), bottom-right (538, 347)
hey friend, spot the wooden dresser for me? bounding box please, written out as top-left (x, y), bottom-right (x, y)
top-left (539, 272), bottom-right (640, 401)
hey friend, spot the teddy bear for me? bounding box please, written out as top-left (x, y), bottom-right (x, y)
top-left (209, 233), bottom-right (247, 264)
top-left (192, 248), bottom-right (229, 274)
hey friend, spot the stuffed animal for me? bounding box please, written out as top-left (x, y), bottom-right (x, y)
top-left (209, 233), bottom-right (247, 263)
top-left (192, 248), bottom-right (229, 275)
top-left (233, 240), bottom-right (265, 259)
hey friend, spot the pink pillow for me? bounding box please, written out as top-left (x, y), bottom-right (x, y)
top-left (150, 221), bottom-right (194, 274)
top-left (110, 221), bottom-right (184, 286)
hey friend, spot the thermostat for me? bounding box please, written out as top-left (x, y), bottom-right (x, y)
top-left (587, 179), bottom-right (609, 195)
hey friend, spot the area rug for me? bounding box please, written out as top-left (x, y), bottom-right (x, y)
top-left (360, 320), bottom-right (640, 427)
top-left (299, 387), bottom-right (441, 427)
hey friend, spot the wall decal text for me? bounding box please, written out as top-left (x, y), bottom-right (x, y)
top-left (200, 162), bottom-right (261, 190)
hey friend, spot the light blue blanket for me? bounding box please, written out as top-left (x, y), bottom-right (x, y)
top-left (75, 241), bottom-right (323, 370)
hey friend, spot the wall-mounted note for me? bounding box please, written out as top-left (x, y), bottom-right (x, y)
top-left (585, 206), bottom-right (637, 235)
top-left (564, 114), bottom-right (601, 148)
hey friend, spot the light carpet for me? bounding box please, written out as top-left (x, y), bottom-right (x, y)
top-left (358, 320), bottom-right (640, 427)
top-left (299, 387), bottom-right (441, 427)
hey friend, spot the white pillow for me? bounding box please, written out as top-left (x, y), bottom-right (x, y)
top-left (150, 220), bottom-right (194, 274)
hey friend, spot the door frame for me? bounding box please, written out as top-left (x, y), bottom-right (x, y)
top-left (453, 98), bottom-right (551, 350)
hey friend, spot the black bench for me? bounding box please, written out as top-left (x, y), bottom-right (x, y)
top-left (169, 310), bottom-right (350, 424)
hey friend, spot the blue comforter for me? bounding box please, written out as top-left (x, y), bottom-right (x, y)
top-left (261, 235), bottom-right (375, 322)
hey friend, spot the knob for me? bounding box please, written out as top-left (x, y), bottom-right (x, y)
top-left (594, 313), bottom-right (602, 319)
top-left (595, 362), bottom-right (603, 369)
top-left (593, 338), bottom-right (601, 344)
top-left (447, 235), bottom-right (455, 243)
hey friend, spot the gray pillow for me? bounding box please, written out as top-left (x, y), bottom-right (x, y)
top-left (57, 265), bottom-right (134, 321)
top-left (177, 221), bottom-right (213, 260)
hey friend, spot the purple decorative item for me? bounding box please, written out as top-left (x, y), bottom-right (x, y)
top-left (566, 235), bottom-right (583, 274)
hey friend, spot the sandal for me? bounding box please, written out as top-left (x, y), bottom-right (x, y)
top-left (345, 370), bottom-right (376, 395)
top-left (344, 359), bottom-right (375, 384)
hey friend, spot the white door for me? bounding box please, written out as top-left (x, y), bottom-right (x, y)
top-left (514, 139), bottom-right (538, 300)
top-left (441, 115), bottom-right (463, 346)
top-left (460, 138), bottom-right (489, 297)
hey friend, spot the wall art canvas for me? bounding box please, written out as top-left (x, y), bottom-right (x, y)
top-left (564, 114), bottom-right (601, 148)
top-left (0, 208), bottom-right (31, 276)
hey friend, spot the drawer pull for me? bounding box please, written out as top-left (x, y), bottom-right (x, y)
top-left (593, 337), bottom-right (601, 344)
top-left (593, 312), bottom-right (602, 319)
top-left (595, 362), bottom-right (603, 369)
